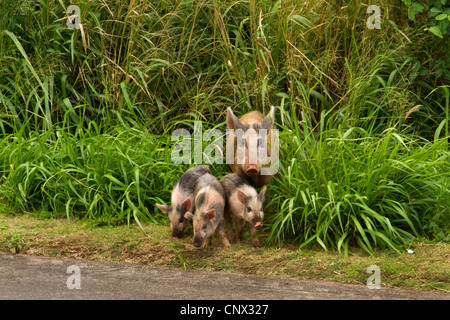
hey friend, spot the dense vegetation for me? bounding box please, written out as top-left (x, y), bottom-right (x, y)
top-left (0, 0), bottom-right (448, 254)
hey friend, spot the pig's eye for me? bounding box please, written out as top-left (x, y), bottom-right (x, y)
top-left (202, 224), bottom-right (208, 230)
top-left (246, 207), bottom-right (252, 213)
top-left (257, 138), bottom-right (263, 146)
top-left (179, 217), bottom-right (184, 223)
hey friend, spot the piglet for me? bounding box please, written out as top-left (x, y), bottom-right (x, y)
top-left (220, 173), bottom-right (266, 248)
top-left (184, 173), bottom-right (231, 248)
top-left (155, 165), bottom-right (210, 239)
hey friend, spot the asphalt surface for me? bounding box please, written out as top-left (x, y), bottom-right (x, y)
top-left (0, 253), bottom-right (448, 300)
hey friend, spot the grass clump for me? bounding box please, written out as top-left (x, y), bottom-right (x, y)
top-left (268, 113), bottom-right (450, 254)
top-left (0, 120), bottom-right (181, 226)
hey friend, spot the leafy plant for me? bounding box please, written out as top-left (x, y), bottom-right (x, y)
top-left (402, 0), bottom-right (450, 38)
top-left (8, 234), bottom-right (25, 253)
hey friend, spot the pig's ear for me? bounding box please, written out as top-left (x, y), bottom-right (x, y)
top-left (184, 211), bottom-right (194, 220)
top-left (182, 198), bottom-right (192, 212)
top-left (227, 107), bottom-right (239, 130)
top-left (205, 209), bottom-right (216, 220)
top-left (267, 106), bottom-right (275, 122)
top-left (237, 189), bottom-right (246, 204)
top-left (262, 106), bottom-right (275, 130)
top-left (156, 203), bottom-right (171, 214)
top-left (259, 186), bottom-right (267, 203)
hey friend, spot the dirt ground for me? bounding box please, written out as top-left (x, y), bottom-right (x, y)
top-left (1, 213), bottom-right (449, 294)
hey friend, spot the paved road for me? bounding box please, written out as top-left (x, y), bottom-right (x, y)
top-left (0, 253), bottom-right (448, 300)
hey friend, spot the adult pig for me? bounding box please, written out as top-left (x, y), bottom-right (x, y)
top-left (226, 106), bottom-right (277, 188)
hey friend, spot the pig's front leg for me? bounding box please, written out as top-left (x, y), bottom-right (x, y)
top-left (233, 216), bottom-right (244, 242)
top-left (249, 225), bottom-right (261, 248)
top-left (224, 209), bottom-right (235, 242)
top-left (216, 223), bottom-right (231, 249)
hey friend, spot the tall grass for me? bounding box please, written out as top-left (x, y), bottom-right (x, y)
top-left (0, 119), bottom-right (177, 226)
top-left (1, 0), bottom-right (447, 134)
top-left (268, 109), bottom-right (450, 254)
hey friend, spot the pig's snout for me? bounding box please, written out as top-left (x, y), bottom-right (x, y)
top-left (254, 221), bottom-right (263, 229)
top-left (246, 164), bottom-right (259, 176)
top-left (193, 236), bottom-right (203, 247)
top-left (171, 230), bottom-right (183, 239)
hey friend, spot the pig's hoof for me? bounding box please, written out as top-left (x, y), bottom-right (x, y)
top-left (222, 240), bottom-right (231, 249)
top-left (252, 239), bottom-right (261, 248)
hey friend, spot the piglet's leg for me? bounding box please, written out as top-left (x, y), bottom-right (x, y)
top-left (233, 216), bottom-right (244, 242)
top-left (249, 225), bottom-right (261, 248)
top-left (201, 236), bottom-right (212, 248)
top-left (216, 223), bottom-right (231, 249)
top-left (224, 209), bottom-right (235, 242)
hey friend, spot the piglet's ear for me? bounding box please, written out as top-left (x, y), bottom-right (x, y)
top-left (184, 212), bottom-right (194, 220)
top-left (182, 198), bottom-right (192, 211)
top-left (156, 203), bottom-right (171, 214)
top-left (237, 190), bottom-right (246, 204)
top-left (205, 209), bottom-right (216, 220)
